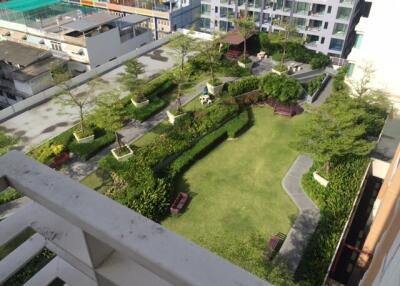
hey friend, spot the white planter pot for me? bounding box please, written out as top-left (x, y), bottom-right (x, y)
top-left (238, 60), bottom-right (253, 69)
top-left (167, 110), bottom-right (187, 125)
top-left (313, 171), bottom-right (329, 187)
top-left (73, 132), bottom-right (94, 144)
top-left (131, 98), bottom-right (149, 108)
top-left (111, 145), bottom-right (134, 161)
top-left (206, 82), bottom-right (224, 96)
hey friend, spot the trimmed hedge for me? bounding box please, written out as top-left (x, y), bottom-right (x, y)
top-left (142, 72), bottom-right (176, 98)
top-left (225, 111), bottom-right (250, 138)
top-left (169, 127), bottom-right (228, 177)
top-left (296, 157), bottom-right (369, 285)
top-left (69, 128), bottom-right (115, 161)
top-left (126, 96), bottom-right (168, 122)
top-left (228, 76), bottom-right (260, 97)
top-left (0, 188), bottom-right (22, 205)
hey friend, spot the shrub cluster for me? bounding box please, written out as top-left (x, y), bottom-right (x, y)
top-left (305, 74), bottom-right (325, 95)
top-left (126, 96), bottom-right (168, 122)
top-left (260, 73), bottom-right (304, 104)
top-left (0, 188), bottom-right (22, 205)
top-left (228, 76), bottom-right (260, 97)
top-left (99, 101), bottom-right (241, 221)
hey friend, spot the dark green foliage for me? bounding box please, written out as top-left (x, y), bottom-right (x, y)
top-left (227, 76), bottom-right (260, 97)
top-left (260, 73), bottom-right (304, 104)
top-left (310, 53), bottom-right (331, 69)
top-left (69, 128), bottom-right (115, 161)
top-left (332, 66), bottom-right (349, 94)
top-left (142, 72), bottom-right (176, 98)
top-left (225, 111), bottom-right (250, 138)
top-left (259, 32), bottom-right (278, 55)
top-left (305, 74), bottom-right (325, 95)
top-left (125, 96), bottom-right (168, 122)
top-left (0, 188), bottom-right (22, 205)
top-left (219, 59), bottom-right (252, 77)
top-left (99, 102), bottom-right (241, 221)
top-left (296, 157), bottom-right (369, 285)
top-left (272, 52), bottom-right (282, 62)
top-left (5, 249), bottom-right (55, 286)
top-left (169, 127), bottom-right (228, 177)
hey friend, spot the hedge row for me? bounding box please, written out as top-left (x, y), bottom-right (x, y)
top-left (0, 188), bottom-right (22, 205)
top-left (142, 72), bottom-right (176, 98)
top-left (296, 157), bottom-right (369, 285)
top-left (225, 111), bottom-right (250, 138)
top-left (169, 127), bottom-right (228, 177)
top-left (125, 96), bottom-right (168, 122)
top-left (228, 76), bottom-right (260, 97)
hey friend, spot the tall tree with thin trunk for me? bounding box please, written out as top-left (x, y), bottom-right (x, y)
top-left (119, 59), bottom-right (145, 102)
top-left (198, 34), bottom-right (222, 85)
top-left (169, 33), bottom-right (193, 73)
top-left (234, 16), bottom-right (256, 59)
top-left (273, 19), bottom-right (303, 65)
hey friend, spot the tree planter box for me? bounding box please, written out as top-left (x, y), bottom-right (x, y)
top-left (73, 132), bottom-right (94, 144)
top-left (167, 110), bottom-right (187, 125)
top-left (131, 98), bottom-right (150, 108)
top-left (207, 82), bottom-right (224, 96)
top-left (111, 145), bottom-right (134, 161)
top-left (313, 171), bottom-right (329, 187)
top-left (238, 60), bottom-right (253, 69)
top-left (271, 68), bottom-right (288, 75)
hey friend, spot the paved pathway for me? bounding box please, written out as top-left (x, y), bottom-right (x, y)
top-left (62, 78), bottom-right (235, 181)
top-left (278, 155), bottom-right (320, 274)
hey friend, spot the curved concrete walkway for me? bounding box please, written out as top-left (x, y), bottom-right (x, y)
top-left (278, 155), bottom-right (320, 273)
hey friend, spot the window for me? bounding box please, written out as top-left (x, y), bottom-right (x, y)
top-left (214, 20), bottom-right (218, 27)
top-left (327, 6), bottom-right (332, 13)
top-left (321, 37), bottom-right (325, 44)
top-left (354, 34), bottom-right (363, 48)
top-left (347, 63), bottom-right (355, 76)
top-left (215, 6), bottom-right (218, 13)
top-left (329, 38), bottom-right (344, 51)
top-left (50, 41), bottom-right (62, 51)
top-left (324, 22), bottom-right (328, 29)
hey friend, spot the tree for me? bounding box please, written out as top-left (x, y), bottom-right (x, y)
top-left (168, 33), bottom-right (193, 73)
top-left (170, 67), bottom-right (188, 113)
top-left (273, 19), bottom-right (303, 65)
top-left (234, 16), bottom-right (256, 59)
top-left (89, 90), bottom-right (126, 132)
top-left (293, 96), bottom-right (376, 173)
top-left (260, 73), bottom-right (303, 104)
top-left (53, 67), bottom-right (101, 136)
top-left (119, 59), bottom-right (146, 102)
top-left (0, 131), bottom-right (17, 156)
top-left (198, 34), bottom-right (222, 85)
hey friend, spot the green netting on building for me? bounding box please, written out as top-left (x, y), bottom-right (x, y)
top-left (0, 0), bottom-right (61, 12)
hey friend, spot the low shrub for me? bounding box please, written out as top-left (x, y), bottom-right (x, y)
top-left (69, 128), bottom-right (115, 161)
top-left (225, 111), bottom-right (250, 138)
top-left (260, 73), bottom-right (304, 104)
top-left (273, 64), bottom-right (288, 73)
top-left (228, 76), bottom-right (260, 97)
top-left (0, 188), bottom-right (22, 205)
top-left (310, 53), bottom-right (331, 69)
top-left (126, 96), bottom-right (168, 122)
top-left (142, 72), bottom-right (176, 98)
top-left (169, 127), bottom-right (228, 177)
top-left (218, 59), bottom-right (252, 77)
top-left (306, 74), bottom-right (325, 95)
top-left (272, 52), bottom-right (282, 62)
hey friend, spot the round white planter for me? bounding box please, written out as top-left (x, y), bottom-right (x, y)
top-left (111, 145), bottom-right (134, 161)
top-left (166, 110), bottom-right (187, 125)
top-left (73, 132), bottom-right (94, 144)
top-left (131, 98), bottom-right (150, 108)
top-left (206, 82), bottom-right (224, 96)
top-left (238, 60), bottom-right (253, 69)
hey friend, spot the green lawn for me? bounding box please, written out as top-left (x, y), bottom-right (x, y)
top-left (163, 107), bottom-right (307, 279)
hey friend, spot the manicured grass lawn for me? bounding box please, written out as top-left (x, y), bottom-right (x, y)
top-left (163, 107), bottom-right (307, 279)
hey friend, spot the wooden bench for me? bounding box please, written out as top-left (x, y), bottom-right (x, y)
top-left (265, 232), bottom-right (286, 260)
top-left (170, 192), bottom-right (189, 215)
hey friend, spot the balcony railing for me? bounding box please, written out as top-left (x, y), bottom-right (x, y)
top-left (0, 151), bottom-right (271, 286)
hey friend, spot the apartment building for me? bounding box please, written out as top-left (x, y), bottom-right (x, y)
top-left (0, 0), bottom-right (153, 69)
top-left (65, 0), bottom-right (201, 39)
top-left (346, 0), bottom-right (400, 111)
top-left (200, 0), bottom-right (363, 57)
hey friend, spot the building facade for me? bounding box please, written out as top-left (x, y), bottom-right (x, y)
top-left (65, 0), bottom-right (201, 40)
top-left (200, 0), bottom-right (363, 57)
top-left (345, 0), bottom-right (400, 111)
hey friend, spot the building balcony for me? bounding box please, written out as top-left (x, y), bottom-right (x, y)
top-left (0, 151), bottom-right (271, 286)
top-left (305, 41), bottom-right (318, 48)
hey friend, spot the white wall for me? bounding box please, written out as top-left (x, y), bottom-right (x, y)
top-left (346, 0), bottom-right (400, 110)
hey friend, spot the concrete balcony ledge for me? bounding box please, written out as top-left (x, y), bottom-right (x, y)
top-left (0, 151), bottom-right (271, 286)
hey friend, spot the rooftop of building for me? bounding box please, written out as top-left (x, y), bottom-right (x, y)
top-left (0, 41), bottom-right (50, 67)
top-left (61, 12), bottom-right (120, 33)
top-left (12, 56), bottom-right (66, 82)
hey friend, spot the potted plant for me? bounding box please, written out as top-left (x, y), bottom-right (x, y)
top-left (131, 93), bottom-right (149, 108)
top-left (111, 132), bottom-right (133, 161)
top-left (234, 16), bottom-right (256, 69)
top-left (272, 64), bottom-right (289, 75)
